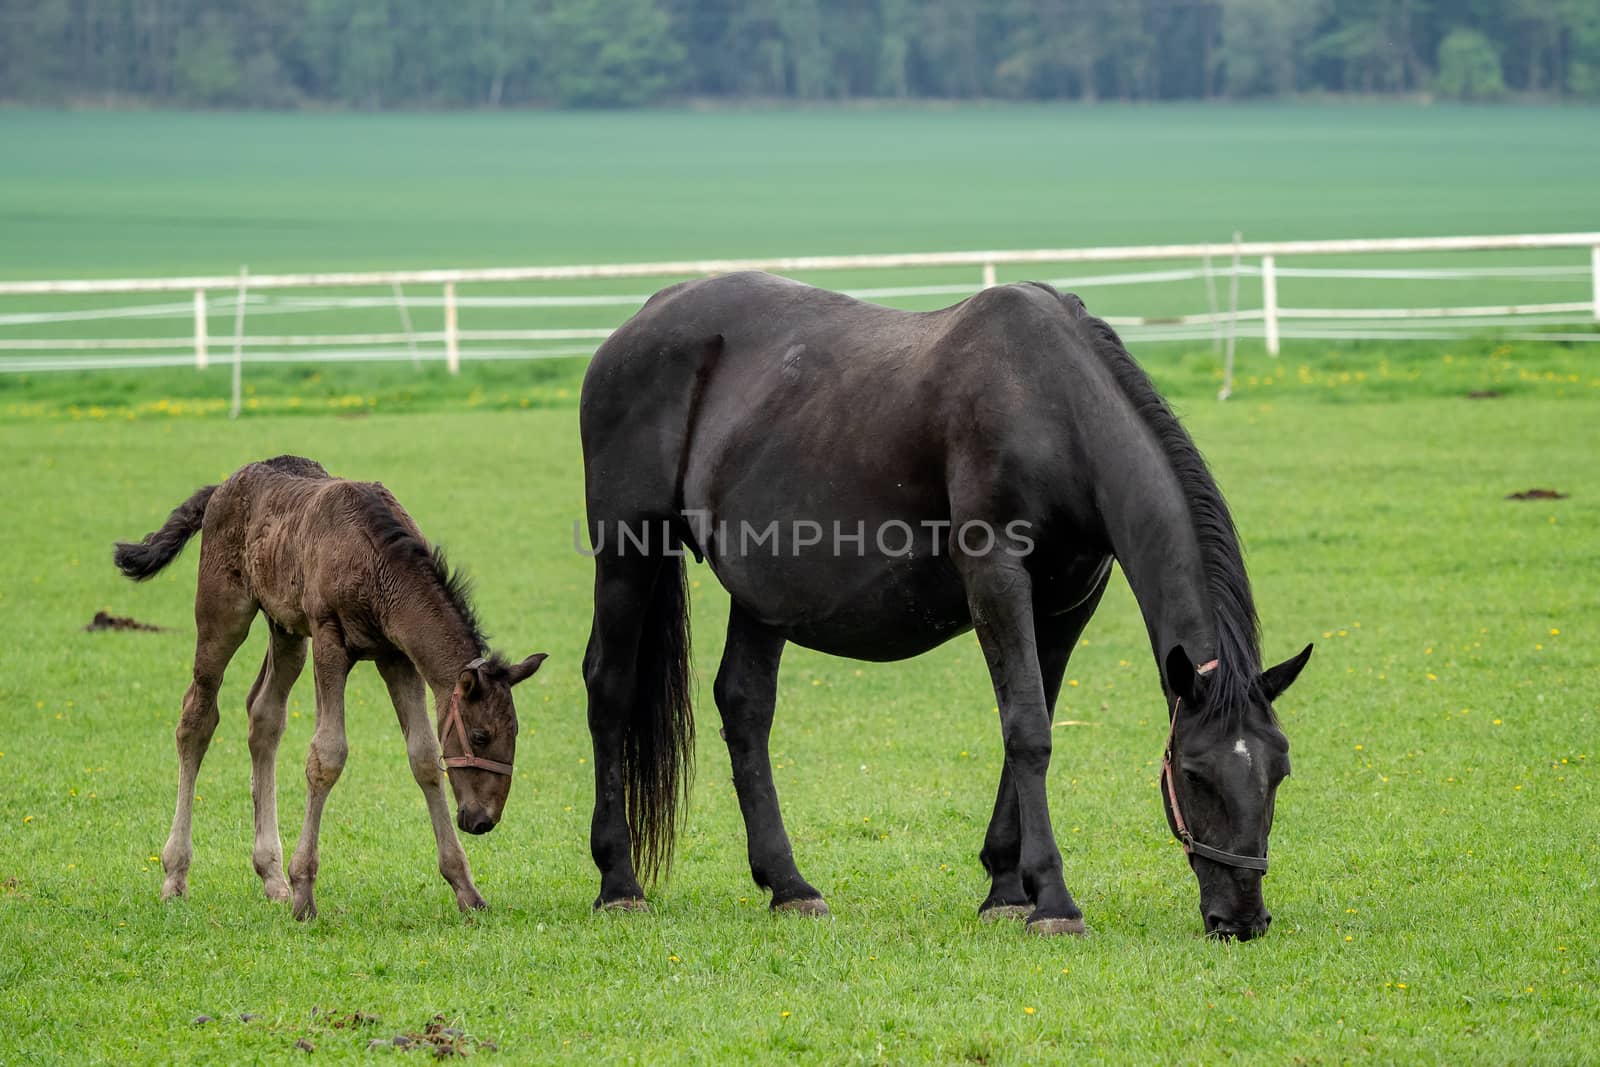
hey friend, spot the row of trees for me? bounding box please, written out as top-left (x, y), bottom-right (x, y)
top-left (2, 0), bottom-right (1597, 108)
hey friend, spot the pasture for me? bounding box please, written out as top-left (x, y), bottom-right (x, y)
top-left (3, 363), bottom-right (1596, 1062)
top-left (0, 105), bottom-right (1597, 1062)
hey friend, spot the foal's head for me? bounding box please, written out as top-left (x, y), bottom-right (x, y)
top-left (441, 653), bottom-right (547, 835)
top-left (1162, 644), bottom-right (1312, 941)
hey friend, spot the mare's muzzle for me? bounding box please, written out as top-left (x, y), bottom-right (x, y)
top-left (1204, 908), bottom-right (1272, 941)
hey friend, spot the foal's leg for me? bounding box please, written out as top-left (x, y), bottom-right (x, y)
top-left (376, 656), bottom-right (487, 912)
top-left (287, 634), bottom-right (352, 921)
top-left (161, 587), bottom-right (255, 901)
top-left (246, 624), bottom-right (307, 903)
top-left (979, 571), bottom-right (1109, 922)
top-left (716, 604), bottom-right (826, 914)
top-left (583, 551), bottom-right (659, 910)
top-left (957, 555), bottom-right (1082, 935)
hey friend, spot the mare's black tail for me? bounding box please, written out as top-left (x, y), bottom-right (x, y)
top-left (114, 484), bottom-right (217, 581)
top-left (623, 551), bottom-right (695, 885)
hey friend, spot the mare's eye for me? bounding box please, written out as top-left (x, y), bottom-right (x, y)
top-left (1181, 767), bottom-right (1205, 787)
top-left (470, 729), bottom-right (490, 747)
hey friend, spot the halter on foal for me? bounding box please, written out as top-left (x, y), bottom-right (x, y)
top-left (438, 657), bottom-right (515, 777)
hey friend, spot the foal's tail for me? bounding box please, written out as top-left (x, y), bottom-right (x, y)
top-left (624, 551), bottom-right (696, 886)
top-left (113, 484), bottom-right (217, 581)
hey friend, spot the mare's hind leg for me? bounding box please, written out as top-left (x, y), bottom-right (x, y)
top-left (161, 585), bottom-right (256, 901)
top-left (979, 569), bottom-right (1110, 922)
top-left (716, 603), bottom-right (826, 914)
top-left (246, 624), bottom-right (307, 902)
top-left (287, 631), bottom-right (352, 921)
top-left (375, 656), bottom-right (487, 912)
top-left (583, 550), bottom-right (660, 911)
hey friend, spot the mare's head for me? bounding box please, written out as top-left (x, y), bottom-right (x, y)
top-left (1162, 643), bottom-right (1312, 941)
top-left (441, 653), bottom-right (547, 834)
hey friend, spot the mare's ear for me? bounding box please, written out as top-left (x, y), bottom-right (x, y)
top-left (458, 663), bottom-right (484, 699)
top-left (1260, 643), bottom-right (1314, 702)
top-left (1165, 645), bottom-right (1200, 710)
top-left (507, 653), bottom-right (548, 686)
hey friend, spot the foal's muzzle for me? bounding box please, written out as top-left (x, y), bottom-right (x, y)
top-left (457, 808), bottom-right (498, 836)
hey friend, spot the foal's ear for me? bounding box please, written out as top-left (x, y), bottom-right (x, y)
top-left (507, 653), bottom-right (548, 687)
top-left (1259, 643), bottom-right (1314, 702)
top-left (1165, 644), bottom-right (1201, 709)
top-left (459, 663), bottom-right (484, 699)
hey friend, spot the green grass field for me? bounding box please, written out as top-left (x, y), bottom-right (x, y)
top-left (6, 104), bottom-right (1600, 276)
top-left (2, 374), bottom-right (1595, 1063)
top-left (1, 105), bottom-right (1598, 1062)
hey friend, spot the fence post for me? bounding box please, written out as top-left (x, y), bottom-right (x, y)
top-left (392, 281), bottom-right (421, 370)
top-left (193, 289), bottom-right (208, 369)
top-left (230, 267), bottom-right (248, 420)
top-left (1201, 253), bottom-right (1220, 353)
top-left (1220, 231), bottom-right (1242, 401)
top-left (1262, 254), bottom-right (1280, 357)
top-left (981, 262), bottom-right (997, 289)
top-left (444, 281), bottom-right (460, 374)
top-left (1592, 245), bottom-right (1600, 322)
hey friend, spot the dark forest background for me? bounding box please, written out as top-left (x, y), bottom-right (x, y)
top-left (2, 0), bottom-right (1596, 108)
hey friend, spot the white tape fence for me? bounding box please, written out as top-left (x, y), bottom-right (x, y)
top-left (1, 232), bottom-right (1597, 406)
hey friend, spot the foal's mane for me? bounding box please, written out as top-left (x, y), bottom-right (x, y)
top-left (352, 485), bottom-right (494, 662)
top-left (1070, 302), bottom-right (1265, 722)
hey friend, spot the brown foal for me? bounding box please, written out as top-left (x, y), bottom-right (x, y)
top-left (115, 455), bottom-right (545, 919)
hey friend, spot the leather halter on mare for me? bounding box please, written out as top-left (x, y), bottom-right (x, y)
top-left (1160, 659), bottom-right (1270, 873)
top-left (438, 657), bottom-right (514, 777)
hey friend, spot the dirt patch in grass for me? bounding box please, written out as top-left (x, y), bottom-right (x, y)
top-left (371, 1015), bottom-right (497, 1057)
top-left (1505, 488), bottom-right (1568, 500)
top-left (84, 610), bottom-right (166, 632)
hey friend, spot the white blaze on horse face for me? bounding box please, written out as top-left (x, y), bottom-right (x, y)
top-left (1233, 738), bottom-right (1253, 766)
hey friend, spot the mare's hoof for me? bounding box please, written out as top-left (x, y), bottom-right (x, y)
top-left (979, 904), bottom-right (1031, 924)
top-left (1026, 915), bottom-right (1087, 937)
top-left (598, 897), bottom-right (649, 913)
top-left (773, 897), bottom-right (830, 917)
top-left (459, 895), bottom-right (489, 913)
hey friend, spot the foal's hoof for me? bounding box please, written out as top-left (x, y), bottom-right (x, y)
top-left (160, 880), bottom-right (188, 902)
top-left (292, 897), bottom-right (317, 922)
top-left (1026, 915), bottom-right (1087, 937)
top-left (458, 894), bottom-right (489, 913)
top-left (773, 897), bottom-right (830, 917)
top-left (979, 904), bottom-right (1031, 924)
top-left (263, 880), bottom-right (291, 904)
top-left (597, 897), bottom-right (649, 913)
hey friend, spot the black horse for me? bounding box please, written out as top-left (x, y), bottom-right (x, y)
top-left (579, 272), bottom-right (1311, 939)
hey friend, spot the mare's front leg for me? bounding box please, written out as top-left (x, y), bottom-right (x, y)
top-left (287, 632), bottom-right (352, 921)
top-left (716, 604), bottom-right (826, 914)
top-left (979, 567), bottom-right (1109, 922)
top-left (161, 584), bottom-right (256, 901)
top-left (957, 554), bottom-right (1083, 936)
top-left (376, 656), bottom-right (487, 912)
